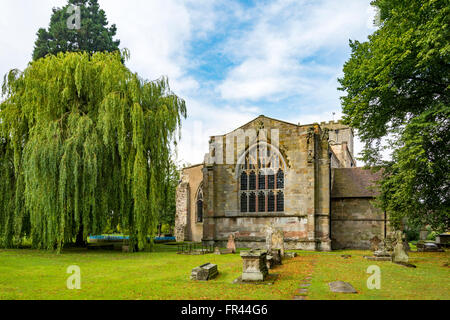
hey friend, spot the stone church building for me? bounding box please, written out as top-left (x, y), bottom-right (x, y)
top-left (175, 115), bottom-right (390, 251)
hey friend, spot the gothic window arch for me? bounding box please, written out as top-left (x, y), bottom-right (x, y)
top-left (239, 143), bottom-right (285, 213)
top-left (196, 186), bottom-right (203, 223)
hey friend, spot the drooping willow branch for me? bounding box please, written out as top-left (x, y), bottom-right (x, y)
top-left (0, 51), bottom-right (186, 252)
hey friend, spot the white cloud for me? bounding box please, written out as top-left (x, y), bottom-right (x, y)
top-left (217, 0), bottom-right (374, 101)
top-left (176, 98), bottom-right (260, 165)
top-left (0, 0), bottom-right (67, 79)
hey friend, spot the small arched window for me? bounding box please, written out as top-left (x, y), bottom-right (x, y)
top-left (196, 188), bottom-right (203, 223)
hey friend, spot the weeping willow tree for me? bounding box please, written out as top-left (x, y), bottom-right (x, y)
top-left (0, 50), bottom-right (186, 252)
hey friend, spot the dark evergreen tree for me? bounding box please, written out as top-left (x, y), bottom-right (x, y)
top-left (32, 0), bottom-right (120, 61)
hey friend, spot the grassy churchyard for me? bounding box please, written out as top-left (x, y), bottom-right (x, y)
top-left (0, 244), bottom-right (448, 300)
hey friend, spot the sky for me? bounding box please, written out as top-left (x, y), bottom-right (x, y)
top-left (0, 0), bottom-right (378, 166)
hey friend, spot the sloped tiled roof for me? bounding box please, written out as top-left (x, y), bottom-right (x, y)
top-left (332, 168), bottom-right (382, 198)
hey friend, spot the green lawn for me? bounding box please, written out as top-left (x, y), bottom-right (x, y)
top-left (0, 245), bottom-right (448, 300)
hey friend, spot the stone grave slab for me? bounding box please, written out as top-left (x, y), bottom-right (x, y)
top-left (191, 263), bottom-right (218, 281)
top-left (328, 281), bottom-right (357, 294)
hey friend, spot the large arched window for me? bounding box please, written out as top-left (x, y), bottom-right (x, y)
top-left (196, 187), bottom-right (203, 223)
top-left (239, 143), bottom-right (285, 213)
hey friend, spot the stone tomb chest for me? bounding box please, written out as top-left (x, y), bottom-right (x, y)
top-left (240, 249), bottom-right (269, 281)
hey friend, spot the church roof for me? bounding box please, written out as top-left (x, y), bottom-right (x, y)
top-left (331, 168), bottom-right (382, 198)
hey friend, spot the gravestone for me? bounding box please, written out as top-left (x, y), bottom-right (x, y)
top-left (266, 255), bottom-right (274, 270)
top-left (370, 236), bottom-right (382, 251)
top-left (227, 233), bottom-right (236, 253)
top-left (265, 224), bottom-right (274, 252)
top-left (417, 241), bottom-right (445, 252)
top-left (191, 263), bottom-right (219, 281)
top-left (364, 238), bottom-right (392, 261)
top-left (373, 241), bottom-right (392, 259)
top-left (392, 231), bottom-right (409, 264)
top-left (403, 240), bottom-right (411, 252)
top-left (264, 224), bottom-right (285, 257)
top-left (419, 229), bottom-right (429, 241)
top-left (266, 249), bottom-right (282, 269)
top-left (383, 237), bottom-right (395, 252)
top-left (240, 249), bottom-right (269, 281)
top-left (271, 229), bottom-right (285, 257)
top-left (436, 233), bottom-right (450, 247)
top-left (328, 281), bottom-right (357, 293)
top-left (270, 249), bottom-right (282, 265)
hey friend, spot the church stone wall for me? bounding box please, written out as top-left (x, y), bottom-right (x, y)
top-left (175, 164), bottom-right (203, 242)
top-left (202, 116), bottom-right (332, 251)
top-left (175, 178), bottom-right (189, 242)
top-left (331, 197), bottom-right (389, 249)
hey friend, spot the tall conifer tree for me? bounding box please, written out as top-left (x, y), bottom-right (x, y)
top-left (33, 0), bottom-right (120, 61)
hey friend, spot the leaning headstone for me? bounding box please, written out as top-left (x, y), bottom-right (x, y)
top-left (227, 233), bottom-right (236, 253)
top-left (419, 229), bottom-right (429, 241)
top-left (392, 232), bottom-right (409, 263)
top-left (240, 249), bottom-right (269, 281)
top-left (403, 240), bottom-right (411, 252)
top-left (191, 263), bottom-right (219, 281)
top-left (328, 281), bottom-right (357, 294)
top-left (370, 236), bottom-right (382, 251)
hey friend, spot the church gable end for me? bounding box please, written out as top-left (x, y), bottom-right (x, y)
top-left (175, 116), bottom-right (388, 251)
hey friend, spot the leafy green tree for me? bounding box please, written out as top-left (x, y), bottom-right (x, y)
top-left (32, 0), bottom-right (120, 61)
top-left (0, 51), bottom-right (186, 252)
top-left (339, 0), bottom-right (449, 231)
top-left (156, 158), bottom-right (180, 236)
